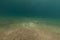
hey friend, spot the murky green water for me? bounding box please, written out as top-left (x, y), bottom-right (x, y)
top-left (0, 0), bottom-right (60, 33)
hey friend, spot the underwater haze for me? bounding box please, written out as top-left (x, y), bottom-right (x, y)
top-left (0, 0), bottom-right (60, 40)
top-left (0, 0), bottom-right (60, 18)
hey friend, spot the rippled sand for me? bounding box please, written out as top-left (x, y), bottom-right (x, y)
top-left (0, 17), bottom-right (60, 40)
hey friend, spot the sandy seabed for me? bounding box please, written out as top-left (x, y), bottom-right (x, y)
top-left (0, 18), bottom-right (60, 40)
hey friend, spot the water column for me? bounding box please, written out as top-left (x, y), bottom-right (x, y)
top-left (23, 0), bottom-right (33, 13)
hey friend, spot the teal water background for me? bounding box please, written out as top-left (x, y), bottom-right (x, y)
top-left (0, 0), bottom-right (60, 29)
top-left (0, 0), bottom-right (60, 18)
